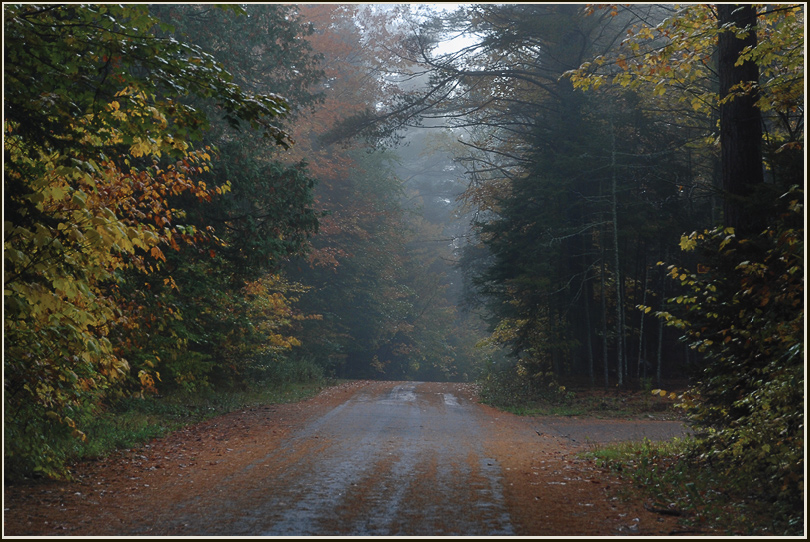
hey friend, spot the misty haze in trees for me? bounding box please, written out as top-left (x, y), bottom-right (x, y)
top-left (306, 3), bottom-right (803, 518)
top-left (364, 3), bottom-right (802, 517)
top-left (3, 3), bottom-right (803, 515)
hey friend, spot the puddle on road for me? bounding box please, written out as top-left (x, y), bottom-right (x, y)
top-left (383, 382), bottom-right (418, 403)
top-left (442, 393), bottom-right (460, 407)
top-left (252, 381), bottom-right (514, 536)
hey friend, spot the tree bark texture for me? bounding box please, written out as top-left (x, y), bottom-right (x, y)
top-left (717, 4), bottom-right (764, 235)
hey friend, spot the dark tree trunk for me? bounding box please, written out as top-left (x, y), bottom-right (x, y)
top-left (717, 4), bottom-right (764, 235)
top-left (636, 251), bottom-right (648, 380)
top-left (584, 279), bottom-right (595, 387)
top-left (601, 243), bottom-right (609, 389)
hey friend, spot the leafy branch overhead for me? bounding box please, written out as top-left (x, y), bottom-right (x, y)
top-left (4, 4), bottom-right (292, 153)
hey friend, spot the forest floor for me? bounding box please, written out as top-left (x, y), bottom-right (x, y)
top-left (3, 380), bottom-right (699, 537)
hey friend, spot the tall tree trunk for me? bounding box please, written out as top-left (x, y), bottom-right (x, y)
top-left (717, 4), bottom-right (764, 235)
top-left (656, 247), bottom-right (667, 385)
top-left (610, 123), bottom-right (624, 387)
top-left (584, 279), bottom-right (595, 386)
top-left (637, 254), bottom-right (648, 380)
top-left (601, 243), bottom-right (609, 389)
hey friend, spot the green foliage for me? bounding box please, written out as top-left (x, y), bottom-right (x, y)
top-left (288, 147), bottom-right (479, 382)
top-left (644, 188), bottom-right (804, 517)
top-left (148, 3), bottom-right (324, 280)
top-left (477, 349), bottom-right (570, 410)
top-left (563, 5), bottom-right (804, 528)
top-left (3, 106), bottom-right (220, 477)
top-left (109, 4), bottom-right (325, 395)
top-left (34, 375), bottom-right (330, 479)
top-left (149, 4), bottom-right (325, 124)
top-left (256, 355), bottom-right (327, 386)
top-left (568, 4), bottom-right (804, 195)
top-left (569, 5), bottom-right (804, 123)
top-left (415, 4), bottom-right (705, 389)
top-left (112, 260), bottom-right (318, 394)
top-left (585, 437), bottom-right (803, 535)
top-left (3, 4), bottom-right (292, 155)
top-left (198, 147), bottom-right (321, 280)
top-left (3, 3), bottom-right (308, 478)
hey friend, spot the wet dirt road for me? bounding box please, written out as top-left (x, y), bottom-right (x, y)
top-left (4, 380), bottom-right (690, 536)
top-left (154, 382), bottom-right (514, 536)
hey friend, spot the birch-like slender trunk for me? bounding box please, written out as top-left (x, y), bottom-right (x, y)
top-left (610, 123), bottom-right (624, 387)
top-left (637, 254), bottom-right (648, 379)
top-left (601, 246), bottom-right (609, 388)
top-left (584, 279), bottom-right (595, 386)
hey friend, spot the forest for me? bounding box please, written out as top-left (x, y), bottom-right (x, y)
top-left (3, 3), bottom-right (804, 528)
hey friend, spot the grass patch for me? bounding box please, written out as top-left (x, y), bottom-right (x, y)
top-left (68, 379), bottom-right (334, 463)
top-left (495, 402), bottom-right (587, 417)
top-left (482, 387), bottom-right (683, 419)
top-left (581, 438), bottom-right (804, 536)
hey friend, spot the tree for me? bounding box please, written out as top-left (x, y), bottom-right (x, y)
top-left (412, 5), bottom-right (615, 387)
top-left (575, 4), bottom-right (804, 520)
top-left (147, 4), bottom-right (325, 279)
top-left (102, 5), bottom-right (328, 392)
top-left (654, 192), bottom-right (803, 518)
top-left (568, 4), bottom-right (804, 228)
top-left (270, 5), bottom-right (485, 382)
top-left (4, 4), bottom-right (296, 476)
top-left (368, 4), bottom-right (699, 390)
top-left (717, 4), bottom-right (765, 235)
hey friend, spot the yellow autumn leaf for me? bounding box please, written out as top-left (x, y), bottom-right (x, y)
top-left (679, 235), bottom-right (697, 252)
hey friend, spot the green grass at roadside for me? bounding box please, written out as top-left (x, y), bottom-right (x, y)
top-left (581, 438), bottom-right (804, 536)
top-left (497, 403), bottom-right (587, 417)
top-left (68, 379), bottom-right (335, 463)
top-left (481, 387), bottom-right (681, 419)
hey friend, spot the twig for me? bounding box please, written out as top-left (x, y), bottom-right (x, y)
top-left (644, 502), bottom-right (683, 516)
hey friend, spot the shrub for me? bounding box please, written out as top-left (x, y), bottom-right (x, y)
top-left (647, 188), bottom-right (803, 517)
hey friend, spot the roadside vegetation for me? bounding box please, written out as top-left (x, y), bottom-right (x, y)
top-left (478, 376), bottom-right (685, 419)
top-left (482, 375), bottom-right (803, 536)
top-left (583, 436), bottom-right (803, 536)
top-left (455, 5), bottom-right (804, 535)
top-left (4, 4), bottom-right (483, 480)
top-left (6, 358), bottom-right (331, 482)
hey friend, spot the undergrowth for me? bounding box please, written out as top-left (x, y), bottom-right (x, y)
top-left (4, 353), bottom-right (334, 481)
top-left (480, 383), bottom-right (682, 419)
top-left (582, 438), bottom-right (805, 536)
top-left (70, 380), bottom-right (329, 461)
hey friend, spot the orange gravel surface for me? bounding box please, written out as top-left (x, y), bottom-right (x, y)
top-left (3, 380), bottom-right (691, 536)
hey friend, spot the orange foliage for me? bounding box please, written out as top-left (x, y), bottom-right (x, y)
top-left (283, 5), bottom-right (414, 269)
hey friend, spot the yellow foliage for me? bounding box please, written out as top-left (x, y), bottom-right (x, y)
top-left (679, 234), bottom-right (698, 252)
top-left (4, 91), bottom-right (222, 438)
top-left (218, 273), bottom-right (318, 368)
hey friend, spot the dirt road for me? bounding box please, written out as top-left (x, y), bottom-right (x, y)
top-left (3, 380), bottom-right (690, 536)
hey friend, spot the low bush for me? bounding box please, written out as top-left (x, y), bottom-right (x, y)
top-left (5, 364), bottom-right (331, 482)
top-left (584, 437), bottom-right (803, 535)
